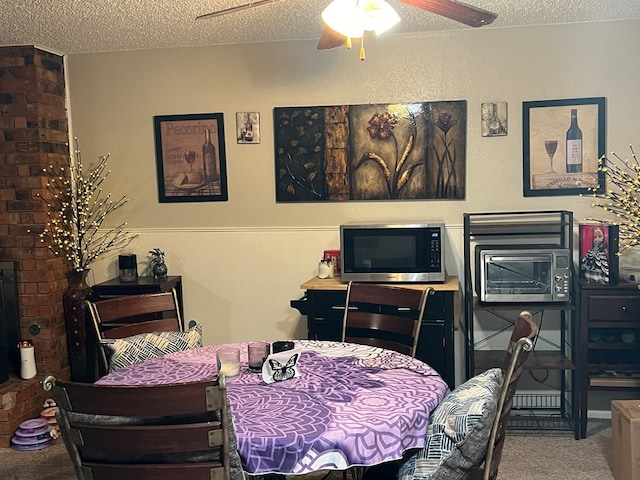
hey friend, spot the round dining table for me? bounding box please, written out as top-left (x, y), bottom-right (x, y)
top-left (96, 340), bottom-right (450, 475)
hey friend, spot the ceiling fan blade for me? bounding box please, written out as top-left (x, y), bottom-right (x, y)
top-left (196, 0), bottom-right (284, 21)
top-left (317, 27), bottom-right (347, 50)
top-left (399, 0), bottom-right (497, 27)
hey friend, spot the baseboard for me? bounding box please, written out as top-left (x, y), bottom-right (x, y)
top-left (588, 409), bottom-right (612, 420)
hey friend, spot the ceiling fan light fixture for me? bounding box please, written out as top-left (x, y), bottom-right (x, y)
top-left (321, 0), bottom-right (366, 38)
top-left (362, 0), bottom-right (400, 35)
top-left (321, 0), bottom-right (400, 39)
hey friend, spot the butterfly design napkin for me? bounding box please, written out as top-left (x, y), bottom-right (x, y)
top-left (262, 349), bottom-right (301, 383)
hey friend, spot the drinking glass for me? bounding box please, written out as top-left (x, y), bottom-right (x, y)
top-left (247, 341), bottom-right (270, 373)
top-left (216, 347), bottom-right (240, 377)
top-left (544, 140), bottom-right (558, 173)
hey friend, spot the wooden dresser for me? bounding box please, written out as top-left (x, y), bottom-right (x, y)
top-left (579, 280), bottom-right (640, 438)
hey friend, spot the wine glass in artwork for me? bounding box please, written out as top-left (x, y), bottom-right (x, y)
top-left (544, 140), bottom-right (558, 173)
top-left (184, 150), bottom-right (196, 173)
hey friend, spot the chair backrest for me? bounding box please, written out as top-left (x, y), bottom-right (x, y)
top-left (341, 281), bottom-right (434, 357)
top-left (477, 310), bottom-right (538, 480)
top-left (86, 288), bottom-right (184, 373)
top-left (42, 375), bottom-right (231, 480)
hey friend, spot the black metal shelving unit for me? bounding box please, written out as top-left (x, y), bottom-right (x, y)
top-left (462, 210), bottom-right (580, 439)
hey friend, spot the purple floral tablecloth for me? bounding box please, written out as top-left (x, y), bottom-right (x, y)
top-left (96, 340), bottom-right (449, 475)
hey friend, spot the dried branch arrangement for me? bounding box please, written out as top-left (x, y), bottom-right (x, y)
top-left (586, 144), bottom-right (640, 253)
top-left (34, 138), bottom-right (138, 271)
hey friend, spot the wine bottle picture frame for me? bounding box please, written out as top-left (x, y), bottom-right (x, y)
top-left (481, 101), bottom-right (507, 137)
top-left (236, 112), bottom-right (260, 144)
top-left (522, 97), bottom-right (605, 197)
top-left (153, 113), bottom-right (228, 203)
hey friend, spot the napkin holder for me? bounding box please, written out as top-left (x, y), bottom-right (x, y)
top-left (262, 350), bottom-right (301, 383)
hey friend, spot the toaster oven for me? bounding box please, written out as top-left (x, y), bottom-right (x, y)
top-left (475, 245), bottom-right (572, 303)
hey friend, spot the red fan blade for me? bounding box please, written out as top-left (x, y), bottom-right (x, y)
top-left (317, 27), bottom-right (347, 50)
top-left (196, 0), bottom-right (284, 21)
top-left (399, 0), bottom-right (497, 27)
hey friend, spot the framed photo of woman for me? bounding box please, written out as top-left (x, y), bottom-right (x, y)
top-left (579, 223), bottom-right (619, 285)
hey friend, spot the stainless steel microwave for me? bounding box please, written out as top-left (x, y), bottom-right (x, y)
top-left (475, 245), bottom-right (571, 303)
top-left (339, 222), bottom-right (445, 283)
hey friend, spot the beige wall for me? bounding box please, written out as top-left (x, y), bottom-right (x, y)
top-left (68, 20), bottom-right (640, 390)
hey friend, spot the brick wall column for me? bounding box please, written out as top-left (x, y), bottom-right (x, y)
top-left (0, 45), bottom-right (70, 447)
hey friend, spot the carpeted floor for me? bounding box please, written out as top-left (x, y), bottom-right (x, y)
top-left (0, 420), bottom-right (614, 480)
top-left (496, 421), bottom-right (614, 480)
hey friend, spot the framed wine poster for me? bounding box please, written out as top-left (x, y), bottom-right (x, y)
top-left (522, 97), bottom-right (605, 197)
top-left (153, 113), bottom-right (228, 203)
top-left (579, 223), bottom-right (619, 285)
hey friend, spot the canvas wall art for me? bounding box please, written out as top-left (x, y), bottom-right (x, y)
top-left (274, 101), bottom-right (467, 202)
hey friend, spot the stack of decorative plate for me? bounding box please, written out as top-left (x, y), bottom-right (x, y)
top-left (10, 418), bottom-right (54, 451)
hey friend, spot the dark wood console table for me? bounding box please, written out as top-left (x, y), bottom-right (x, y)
top-left (291, 276), bottom-right (459, 389)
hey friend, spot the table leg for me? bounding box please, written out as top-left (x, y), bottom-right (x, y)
top-left (345, 467), bottom-right (365, 480)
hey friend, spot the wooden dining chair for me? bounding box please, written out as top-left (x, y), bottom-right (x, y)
top-left (85, 288), bottom-right (184, 374)
top-left (341, 281), bottom-right (434, 357)
top-left (469, 310), bottom-right (538, 480)
top-left (42, 375), bottom-right (232, 480)
top-left (389, 310), bottom-right (538, 480)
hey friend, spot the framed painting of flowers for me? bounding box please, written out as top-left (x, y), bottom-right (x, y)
top-left (274, 101), bottom-right (466, 202)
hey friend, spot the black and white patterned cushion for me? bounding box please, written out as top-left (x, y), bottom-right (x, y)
top-left (398, 368), bottom-right (503, 480)
top-left (100, 323), bottom-right (202, 372)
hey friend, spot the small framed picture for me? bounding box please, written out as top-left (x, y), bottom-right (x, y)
top-left (236, 112), bottom-right (260, 144)
top-left (579, 223), bottom-right (619, 285)
top-left (481, 102), bottom-right (507, 137)
top-left (153, 113), bottom-right (228, 203)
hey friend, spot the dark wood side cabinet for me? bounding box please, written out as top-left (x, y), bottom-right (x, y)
top-left (579, 281), bottom-right (640, 438)
top-left (291, 276), bottom-right (459, 389)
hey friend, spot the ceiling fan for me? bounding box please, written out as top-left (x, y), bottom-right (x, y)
top-left (196, 0), bottom-right (497, 51)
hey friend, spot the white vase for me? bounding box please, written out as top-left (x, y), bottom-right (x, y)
top-left (19, 344), bottom-right (37, 380)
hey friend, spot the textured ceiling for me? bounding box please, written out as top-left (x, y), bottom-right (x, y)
top-left (1, 0), bottom-right (640, 55)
